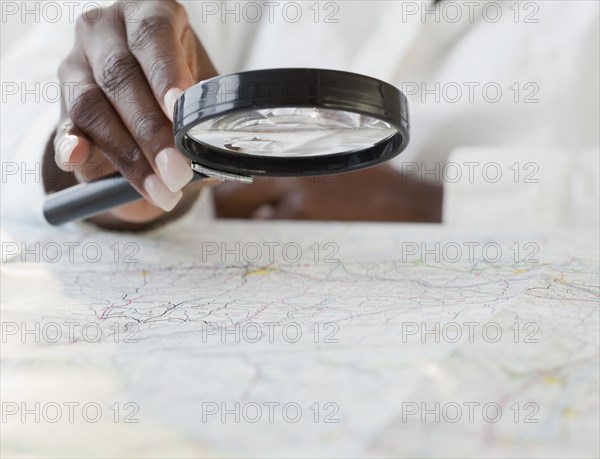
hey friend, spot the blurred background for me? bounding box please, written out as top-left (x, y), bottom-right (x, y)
top-left (1, 0), bottom-right (599, 228)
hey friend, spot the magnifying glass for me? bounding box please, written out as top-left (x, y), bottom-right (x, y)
top-left (43, 68), bottom-right (409, 225)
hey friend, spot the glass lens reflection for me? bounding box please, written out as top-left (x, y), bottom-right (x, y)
top-left (187, 107), bottom-right (396, 157)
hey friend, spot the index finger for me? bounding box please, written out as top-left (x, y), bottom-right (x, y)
top-left (121, 0), bottom-right (215, 120)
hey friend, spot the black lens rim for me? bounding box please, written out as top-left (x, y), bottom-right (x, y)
top-left (174, 68), bottom-right (410, 177)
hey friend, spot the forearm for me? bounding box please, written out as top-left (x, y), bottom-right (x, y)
top-left (214, 164), bottom-right (443, 222)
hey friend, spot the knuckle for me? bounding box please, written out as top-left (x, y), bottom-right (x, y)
top-left (120, 147), bottom-right (144, 166)
top-left (285, 192), bottom-right (311, 219)
top-left (131, 111), bottom-right (168, 146)
top-left (75, 7), bottom-right (102, 32)
top-left (97, 50), bottom-right (139, 94)
top-left (128, 14), bottom-right (173, 53)
top-left (70, 85), bottom-right (106, 129)
top-left (116, 147), bottom-right (147, 181)
top-left (145, 56), bottom-right (176, 90)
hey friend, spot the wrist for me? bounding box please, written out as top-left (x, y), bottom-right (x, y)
top-left (86, 187), bottom-right (202, 232)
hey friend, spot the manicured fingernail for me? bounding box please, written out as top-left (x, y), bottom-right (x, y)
top-left (56, 135), bottom-right (78, 165)
top-left (143, 174), bottom-right (182, 211)
top-left (155, 147), bottom-right (194, 192)
top-left (163, 88), bottom-right (183, 122)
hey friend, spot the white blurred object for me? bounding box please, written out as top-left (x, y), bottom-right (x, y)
top-left (1, 0), bottom-right (598, 228)
top-left (443, 147), bottom-right (600, 228)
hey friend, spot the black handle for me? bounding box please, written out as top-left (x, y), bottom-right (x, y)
top-left (43, 172), bottom-right (207, 225)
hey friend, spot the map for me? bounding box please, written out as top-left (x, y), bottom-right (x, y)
top-left (1, 221), bottom-right (599, 458)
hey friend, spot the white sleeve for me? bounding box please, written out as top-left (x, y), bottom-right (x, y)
top-left (0, 4), bottom-right (80, 226)
top-left (442, 146), bottom-right (600, 229)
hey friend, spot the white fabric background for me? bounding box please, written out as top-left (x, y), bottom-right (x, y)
top-left (1, 0), bottom-right (598, 228)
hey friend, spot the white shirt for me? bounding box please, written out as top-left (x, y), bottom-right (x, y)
top-left (1, 0), bottom-right (598, 228)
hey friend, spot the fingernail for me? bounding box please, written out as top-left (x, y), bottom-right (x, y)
top-left (155, 147), bottom-right (194, 192)
top-left (143, 174), bottom-right (182, 212)
top-left (56, 135), bottom-right (78, 165)
top-left (163, 88), bottom-right (183, 122)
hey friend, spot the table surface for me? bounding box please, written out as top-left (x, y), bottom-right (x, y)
top-left (1, 221), bottom-right (599, 458)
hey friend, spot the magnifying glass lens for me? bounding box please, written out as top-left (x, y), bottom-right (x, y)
top-left (187, 107), bottom-right (396, 157)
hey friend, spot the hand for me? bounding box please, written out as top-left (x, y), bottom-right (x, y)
top-left (213, 164), bottom-right (443, 222)
top-left (47, 0), bottom-right (217, 227)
